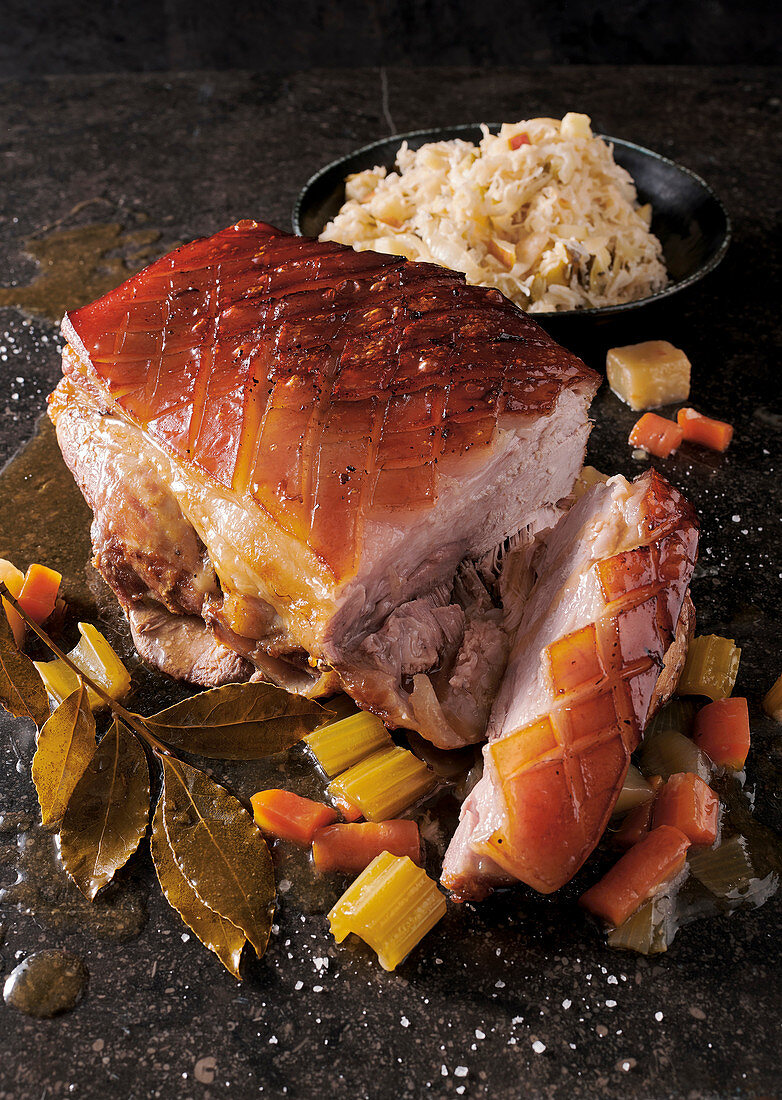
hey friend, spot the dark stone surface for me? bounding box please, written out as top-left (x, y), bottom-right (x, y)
top-left (1, 0), bottom-right (780, 79)
top-left (0, 67), bottom-right (780, 1099)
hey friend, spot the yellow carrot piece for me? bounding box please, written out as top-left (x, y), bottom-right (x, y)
top-left (34, 622), bottom-right (131, 709)
top-left (328, 852), bottom-right (446, 970)
top-left (305, 710), bottom-right (392, 777)
top-left (677, 635), bottom-right (741, 701)
top-left (763, 673), bottom-right (782, 722)
top-left (327, 745), bottom-right (436, 821)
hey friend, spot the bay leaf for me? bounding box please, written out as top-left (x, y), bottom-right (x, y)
top-left (60, 718), bottom-right (150, 899)
top-left (150, 794), bottom-right (246, 979)
top-left (0, 601), bottom-right (50, 729)
top-left (159, 754), bottom-right (275, 958)
top-left (144, 680), bottom-right (330, 759)
top-left (32, 684), bottom-right (97, 828)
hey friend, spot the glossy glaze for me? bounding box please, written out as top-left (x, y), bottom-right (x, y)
top-left (59, 220), bottom-right (596, 580)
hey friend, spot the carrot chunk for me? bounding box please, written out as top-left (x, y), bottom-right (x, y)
top-left (652, 772), bottom-right (719, 846)
top-left (692, 697), bottom-right (750, 771)
top-left (628, 413), bottom-right (683, 458)
top-left (580, 825), bottom-right (690, 926)
top-left (18, 563), bottom-right (62, 625)
top-left (251, 789), bottom-right (338, 845)
top-left (312, 820), bottom-right (422, 874)
top-left (677, 407), bottom-right (733, 452)
top-left (329, 790), bottom-right (364, 822)
top-left (509, 131), bottom-right (530, 149)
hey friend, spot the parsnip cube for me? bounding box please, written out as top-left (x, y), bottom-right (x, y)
top-left (606, 341), bottom-right (691, 411)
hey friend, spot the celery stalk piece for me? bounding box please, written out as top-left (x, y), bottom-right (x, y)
top-left (677, 635), bottom-right (741, 701)
top-left (34, 623), bottom-right (130, 710)
top-left (613, 764), bottom-right (654, 816)
top-left (328, 852), bottom-right (446, 970)
top-left (327, 746), bottom-right (436, 821)
top-left (688, 835), bottom-right (755, 898)
top-left (33, 658), bottom-right (84, 709)
top-left (763, 673), bottom-right (782, 722)
top-left (644, 698), bottom-right (696, 741)
top-left (640, 727), bottom-right (712, 782)
top-left (606, 894), bottom-right (673, 955)
top-left (305, 711), bottom-right (392, 777)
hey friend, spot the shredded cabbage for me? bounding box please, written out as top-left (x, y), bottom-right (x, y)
top-left (321, 114), bottom-right (668, 313)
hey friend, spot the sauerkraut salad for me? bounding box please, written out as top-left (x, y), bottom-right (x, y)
top-left (320, 114), bottom-right (668, 313)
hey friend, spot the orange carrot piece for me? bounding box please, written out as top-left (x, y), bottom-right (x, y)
top-left (580, 825), bottom-right (690, 926)
top-left (652, 772), bottom-right (719, 847)
top-left (628, 413), bottom-right (683, 458)
top-left (509, 131), bottom-right (530, 149)
top-left (251, 789), bottom-right (338, 845)
top-left (18, 564), bottom-right (62, 625)
top-left (312, 820), bottom-right (422, 874)
top-left (677, 407), bottom-right (733, 452)
top-left (330, 790), bottom-right (364, 822)
top-left (692, 697), bottom-right (750, 771)
top-left (612, 776), bottom-right (663, 850)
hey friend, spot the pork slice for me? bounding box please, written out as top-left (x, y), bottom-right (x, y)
top-left (442, 469), bottom-right (698, 900)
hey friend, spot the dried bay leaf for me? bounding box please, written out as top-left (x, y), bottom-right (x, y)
top-left (151, 795), bottom-right (246, 979)
top-left (32, 684), bottom-right (97, 828)
top-left (145, 680), bottom-right (329, 759)
top-left (160, 755), bottom-right (275, 958)
top-left (0, 602), bottom-right (50, 729)
top-left (60, 719), bottom-right (150, 899)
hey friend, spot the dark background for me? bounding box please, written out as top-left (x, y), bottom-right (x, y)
top-left (1, 0), bottom-right (780, 79)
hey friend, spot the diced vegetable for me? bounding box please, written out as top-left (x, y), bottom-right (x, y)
top-left (312, 820), bottom-right (421, 874)
top-left (0, 558), bottom-right (26, 647)
top-left (579, 825), bottom-right (691, 927)
top-left (18, 563), bottom-right (62, 625)
top-left (677, 407), bottom-right (733, 452)
top-left (34, 622), bottom-right (131, 709)
top-left (693, 697), bottom-right (750, 771)
top-left (606, 340), bottom-right (691, 411)
top-left (612, 775), bottom-right (663, 850)
top-left (488, 239), bottom-right (516, 269)
top-left (612, 800), bottom-right (654, 851)
top-left (509, 131), bottom-right (530, 149)
top-left (613, 764), bottom-right (655, 816)
top-left (330, 790), bottom-right (364, 822)
top-left (652, 772), bottom-right (719, 847)
top-left (644, 697), bottom-right (696, 740)
top-left (640, 726), bottom-right (712, 782)
top-left (560, 112), bottom-right (592, 141)
top-left (678, 635), bottom-right (741, 700)
top-left (250, 789), bottom-right (338, 845)
top-left (606, 894), bottom-right (673, 955)
top-left (628, 413), bottom-right (683, 458)
top-left (327, 745), bottom-right (436, 822)
top-left (762, 673), bottom-right (782, 722)
top-left (572, 465), bottom-right (609, 501)
top-left (688, 834), bottom-right (755, 897)
top-left (304, 710), bottom-right (392, 778)
top-left (328, 852), bottom-right (446, 970)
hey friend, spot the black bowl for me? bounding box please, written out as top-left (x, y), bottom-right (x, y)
top-left (293, 124), bottom-right (731, 319)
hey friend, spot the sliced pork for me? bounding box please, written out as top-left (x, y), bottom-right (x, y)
top-left (441, 469), bottom-right (698, 900)
top-left (50, 220), bottom-right (600, 747)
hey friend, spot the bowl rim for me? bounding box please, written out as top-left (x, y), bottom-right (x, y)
top-left (292, 122), bottom-right (732, 319)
